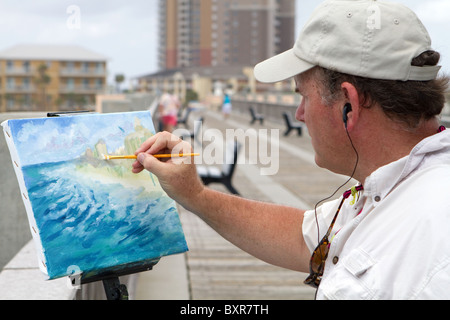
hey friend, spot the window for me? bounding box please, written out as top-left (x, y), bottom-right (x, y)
top-left (83, 79), bottom-right (89, 89)
top-left (96, 62), bottom-right (103, 74)
top-left (82, 62), bottom-right (89, 73)
top-left (67, 78), bottom-right (74, 90)
top-left (7, 99), bottom-right (14, 109)
top-left (95, 79), bottom-right (103, 89)
top-left (7, 78), bottom-right (15, 89)
top-left (66, 62), bottom-right (74, 71)
top-left (23, 61), bottom-right (30, 72)
top-left (23, 78), bottom-right (30, 89)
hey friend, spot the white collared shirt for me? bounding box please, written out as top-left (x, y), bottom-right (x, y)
top-left (303, 130), bottom-right (450, 299)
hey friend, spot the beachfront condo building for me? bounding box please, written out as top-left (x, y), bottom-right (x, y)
top-left (0, 44), bottom-right (108, 112)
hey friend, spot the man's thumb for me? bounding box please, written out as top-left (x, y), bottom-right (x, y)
top-left (137, 153), bottom-right (162, 173)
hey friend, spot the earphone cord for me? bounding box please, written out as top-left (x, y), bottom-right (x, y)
top-left (313, 127), bottom-right (360, 246)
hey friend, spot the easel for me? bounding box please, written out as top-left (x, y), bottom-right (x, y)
top-left (70, 260), bottom-right (159, 300)
top-left (102, 277), bottom-right (129, 300)
top-left (48, 110), bottom-right (160, 300)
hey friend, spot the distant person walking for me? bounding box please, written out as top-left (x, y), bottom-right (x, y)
top-left (158, 92), bottom-right (181, 133)
top-left (222, 92), bottom-right (232, 119)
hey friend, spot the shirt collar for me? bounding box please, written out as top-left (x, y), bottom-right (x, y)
top-left (362, 129), bottom-right (450, 205)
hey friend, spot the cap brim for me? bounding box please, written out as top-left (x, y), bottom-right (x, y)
top-left (254, 48), bottom-right (315, 83)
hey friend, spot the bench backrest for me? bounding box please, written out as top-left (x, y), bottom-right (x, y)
top-left (222, 140), bottom-right (240, 177)
top-left (283, 112), bottom-right (292, 124)
top-left (179, 108), bottom-right (192, 122)
top-left (194, 117), bottom-right (203, 135)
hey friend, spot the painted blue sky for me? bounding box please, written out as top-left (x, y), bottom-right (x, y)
top-left (7, 111), bottom-right (154, 166)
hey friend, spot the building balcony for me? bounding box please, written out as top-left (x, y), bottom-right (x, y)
top-left (2, 67), bottom-right (35, 76)
top-left (4, 85), bottom-right (36, 93)
top-left (60, 68), bottom-right (106, 77)
top-left (59, 85), bottom-right (105, 94)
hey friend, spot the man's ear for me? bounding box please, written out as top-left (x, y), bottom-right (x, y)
top-left (340, 82), bottom-right (361, 131)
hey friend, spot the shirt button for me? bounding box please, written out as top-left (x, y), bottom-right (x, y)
top-left (374, 196), bottom-right (381, 202)
top-left (332, 256), bottom-right (339, 265)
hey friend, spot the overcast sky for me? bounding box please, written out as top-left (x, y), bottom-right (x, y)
top-left (0, 0), bottom-right (448, 86)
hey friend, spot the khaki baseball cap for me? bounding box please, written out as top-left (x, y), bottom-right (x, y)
top-left (254, 0), bottom-right (441, 83)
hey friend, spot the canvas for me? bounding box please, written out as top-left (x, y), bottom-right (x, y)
top-left (1, 111), bottom-right (188, 281)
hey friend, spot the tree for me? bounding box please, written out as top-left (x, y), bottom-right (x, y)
top-left (34, 63), bottom-right (51, 110)
top-left (115, 74), bottom-right (125, 93)
top-left (185, 89), bottom-right (198, 105)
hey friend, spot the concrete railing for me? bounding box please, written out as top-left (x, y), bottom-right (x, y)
top-left (0, 240), bottom-right (138, 300)
top-left (0, 240), bottom-right (77, 300)
top-left (231, 93), bottom-right (450, 127)
top-left (231, 93), bottom-right (301, 125)
top-left (0, 112), bottom-right (45, 271)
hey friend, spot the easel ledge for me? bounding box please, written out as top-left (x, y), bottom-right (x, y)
top-left (47, 110), bottom-right (94, 117)
top-left (70, 259), bottom-right (160, 300)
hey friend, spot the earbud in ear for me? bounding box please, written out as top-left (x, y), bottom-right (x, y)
top-left (343, 103), bottom-right (352, 128)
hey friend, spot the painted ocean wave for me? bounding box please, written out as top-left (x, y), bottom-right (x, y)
top-left (22, 160), bottom-right (188, 280)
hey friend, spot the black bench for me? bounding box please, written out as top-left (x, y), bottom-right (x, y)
top-left (197, 141), bottom-right (241, 195)
top-left (282, 112), bottom-right (303, 136)
top-left (180, 117), bottom-right (204, 146)
top-left (249, 106), bottom-right (264, 125)
top-left (177, 107), bottom-right (192, 128)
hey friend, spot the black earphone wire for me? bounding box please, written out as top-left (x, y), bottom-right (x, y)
top-left (313, 125), bottom-right (360, 248)
top-left (310, 111), bottom-right (359, 299)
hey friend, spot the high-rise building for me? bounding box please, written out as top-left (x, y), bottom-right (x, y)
top-left (159, 0), bottom-right (296, 70)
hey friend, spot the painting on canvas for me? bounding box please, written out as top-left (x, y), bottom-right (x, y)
top-left (1, 111), bottom-right (188, 280)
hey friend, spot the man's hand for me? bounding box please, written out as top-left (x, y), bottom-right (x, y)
top-left (132, 131), bottom-right (205, 209)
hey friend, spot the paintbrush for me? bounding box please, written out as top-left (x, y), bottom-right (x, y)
top-left (103, 153), bottom-right (200, 160)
